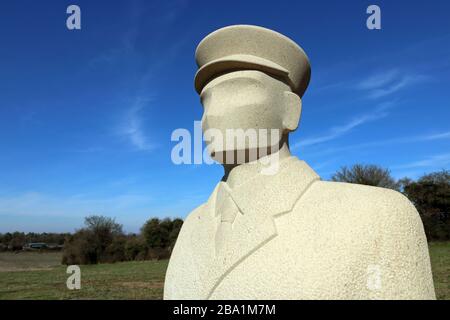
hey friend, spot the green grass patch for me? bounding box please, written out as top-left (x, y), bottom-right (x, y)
top-left (0, 251), bottom-right (61, 272)
top-left (0, 258), bottom-right (168, 300)
top-left (429, 242), bottom-right (450, 300)
top-left (0, 242), bottom-right (448, 299)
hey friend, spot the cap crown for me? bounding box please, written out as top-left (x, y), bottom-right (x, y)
top-left (195, 25), bottom-right (311, 97)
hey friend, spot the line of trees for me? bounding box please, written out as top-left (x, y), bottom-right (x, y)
top-left (1, 165), bottom-right (448, 262)
top-left (61, 216), bottom-right (183, 265)
top-left (331, 165), bottom-right (450, 241)
top-left (0, 232), bottom-right (69, 251)
top-left (0, 216), bottom-right (184, 265)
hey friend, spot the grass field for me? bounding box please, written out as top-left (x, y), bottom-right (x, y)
top-left (429, 242), bottom-right (450, 300)
top-left (0, 253), bottom-right (167, 299)
top-left (0, 242), bottom-right (449, 299)
top-left (0, 251), bottom-right (62, 272)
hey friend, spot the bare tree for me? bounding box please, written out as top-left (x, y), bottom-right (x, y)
top-left (331, 164), bottom-right (399, 190)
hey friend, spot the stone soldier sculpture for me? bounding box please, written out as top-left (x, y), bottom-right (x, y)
top-left (164, 25), bottom-right (436, 299)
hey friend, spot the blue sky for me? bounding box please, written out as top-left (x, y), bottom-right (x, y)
top-left (0, 0), bottom-right (449, 232)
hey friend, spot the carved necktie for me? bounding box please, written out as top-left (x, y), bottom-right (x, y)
top-left (214, 182), bottom-right (240, 257)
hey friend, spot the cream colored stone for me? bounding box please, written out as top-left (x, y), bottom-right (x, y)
top-left (195, 25), bottom-right (311, 97)
top-left (164, 25), bottom-right (436, 300)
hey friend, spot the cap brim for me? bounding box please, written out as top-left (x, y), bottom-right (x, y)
top-left (194, 54), bottom-right (290, 94)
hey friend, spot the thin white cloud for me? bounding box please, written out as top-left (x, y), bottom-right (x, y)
top-left (357, 69), bottom-right (400, 90)
top-left (0, 192), bottom-right (152, 218)
top-left (369, 75), bottom-right (429, 99)
top-left (0, 190), bottom-right (201, 233)
top-left (393, 153), bottom-right (450, 170)
top-left (0, 192), bottom-right (159, 233)
top-left (119, 97), bottom-right (155, 151)
top-left (89, 0), bottom-right (189, 71)
top-left (373, 131), bottom-right (449, 146)
top-left (422, 131), bottom-right (450, 140)
top-left (357, 69), bottom-right (430, 99)
top-left (303, 130), bottom-right (450, 158)
top-left (292, 103), bottom-right (392, 150)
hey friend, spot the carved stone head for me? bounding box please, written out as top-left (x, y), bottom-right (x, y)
top-left (195, 25), bottom-right (311, 164)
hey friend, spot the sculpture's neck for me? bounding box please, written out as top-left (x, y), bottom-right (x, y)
top-left (222, 136), bottom-right (291, 189)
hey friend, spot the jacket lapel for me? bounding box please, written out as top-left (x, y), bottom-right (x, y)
top-left (191, 157), bottom-right (320, 298)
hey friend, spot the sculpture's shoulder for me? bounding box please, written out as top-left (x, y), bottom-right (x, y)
top-left (297, 180), bottom-right (435, 299)
top-left (301, 179), bottom-right (427, 238)
top-left (304, 179), bottom-right (419, 221)
top-left (164, 203), bottom-right (208, 299)
top-left (177, 202), bottom-right (208, 235)
top-left (170, 199), bottom-right (212, 252)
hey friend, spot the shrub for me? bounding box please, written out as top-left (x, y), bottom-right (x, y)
top-left (124, 236), bottom-right (147, 261)
top-left (61, 216), bottom-right (184, 264)
top-left (331, 164), bottom-right (399, 190)
top-left (104, 236), bottom-right (127, 263)
top-left (141, 217), bottom-right (183, 252)
top-left (62, 230), bottom-right (98, 265)
top-left (142, 218), bottom-right (169, 249)
top-left (8, 232), bottom-right (26, 251)
top-left (147, 247), bottom-right (171, 260)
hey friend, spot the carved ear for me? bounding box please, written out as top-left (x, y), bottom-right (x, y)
top-left (282, 91), bottom-right (302, 132)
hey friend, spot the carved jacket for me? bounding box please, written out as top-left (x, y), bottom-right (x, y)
top-left (164, 156), bottom-right (435, 300)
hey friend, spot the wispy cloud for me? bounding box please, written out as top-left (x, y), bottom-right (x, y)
top-left (422, 131), bottom-right (450, 140)
top-left (303, 130), bottom-right (450, 158)
top-left (90, 2), bottom-right (189, 153)
top-left (312, 32), bottom-right (450, 95)
top-left (357, 69), bottom-right (430, 99)
top-left (0, 192), bottom-right (152, 218)
top-left (89, 0), bottom-right (189, 72)
top-left (292, 102), bottom-right (393, 150)
top-left (393, 153), bottom-right (450, 170)
top-left (358, 69), bottom-right (400, 90)
top-left (0, 192), bottom-right (157, 232)
top-left (0, 189), bottom-right (203, 232)
top-left (118, 97), bottom-right (156, 151)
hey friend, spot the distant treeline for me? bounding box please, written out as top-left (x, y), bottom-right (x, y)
top-left (1, 166), bottom-right (448, 264)
top-left (62, 216), bottom-right (183, 264)
top-left (0, 232), bottom-right (69, 251)
top-left (0, 217), bottom-right (183, 265)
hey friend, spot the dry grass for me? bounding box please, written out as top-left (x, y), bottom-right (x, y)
top-left (0, 242), bottom-right (448, 299)
top-left (429, 242), bottom-right (450, 300)
top-left (0, 251), bottom-right (61, 272)
top-left (0, 255), bottom-right (168, 299)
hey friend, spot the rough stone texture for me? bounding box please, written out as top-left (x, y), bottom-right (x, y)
top-left (165, 157), bottom-right (435, 299)
top-left (195, 25), bottom-right (311, 97)
top-left (164, 25), bottom-right (436, 300)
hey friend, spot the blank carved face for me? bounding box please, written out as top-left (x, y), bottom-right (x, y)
top-left (200, 70), bottom-right (301, 161)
